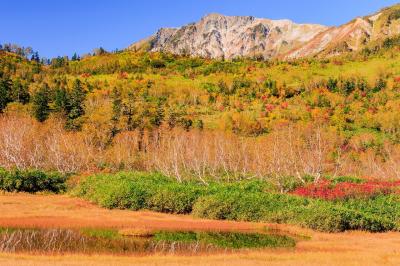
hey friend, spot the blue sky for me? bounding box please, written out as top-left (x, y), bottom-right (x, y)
top-left (1, 0), bottom-right (399, 58)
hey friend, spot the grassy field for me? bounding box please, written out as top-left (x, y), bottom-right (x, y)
top-left (0, 193), bottom-right (400, 265)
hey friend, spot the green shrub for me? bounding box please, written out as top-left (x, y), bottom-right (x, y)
top-left (74, 172), bottom-right (165, 210)
top-left (192, 190), bottom-right (394, 232)
top-left (191, 192), bottom-right (237, 220)
top-left (192, 191), bottom-right (309, 223)
top-left (74, 172), bottom-right (400, 233)
top-left (330, 175), bottom-right (365, 185)
top-left (74, 172), bottom-right (277, 214)
top-left (0, 168), bottom-right (67, 193)
top-left (147, 183), bottom-right (205, 214)
top-left (74, 172), bottom-right (209, 212)
top-left (342, 195), bottom-right (400, 229)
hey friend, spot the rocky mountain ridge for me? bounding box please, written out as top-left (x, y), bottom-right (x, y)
top-left (129, 4), bottom-right (400, 59)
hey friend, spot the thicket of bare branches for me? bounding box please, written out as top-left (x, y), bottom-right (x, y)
top-left (0, 114), bottom-right (399, 185)
top-left (0, 115), bottom-right (96, 173)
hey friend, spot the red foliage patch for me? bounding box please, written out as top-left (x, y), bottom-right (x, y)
top-left (80, 73), bottom-right (91, 78)
top-left (247, 66), bottom-right (256, 72)
top-left (332, 60), bottom-right (343, 66)
top-left (292, 179), bottom-right (400, 200)
top-left (265, 104), bottom-right (275, 113)
top-left (280, 102), bottom-right (289, 109)
top-left (235, 101), bottom-right (244, 111)
top-left (118, 71), bottom-right (129, 79)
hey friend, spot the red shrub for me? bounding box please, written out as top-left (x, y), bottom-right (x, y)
top-left (265, 104), bottom-right (275, 113)
top-left (292, 180), bottom-right (400, 200)
top-left (81, 73), bottom-right (91, 78)
top-left (281, 102), bottom-right (289, 109)
top-left (118, 71), bottom-right (128, 79)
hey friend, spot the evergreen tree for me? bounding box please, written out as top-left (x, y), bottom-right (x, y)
top-left (151, 98), bottom-right (165, 127)
top-left (0, 78), bottom-right (12, 113)
top-left (373, 78), bottom-right (387, 93)
top-left (12, 79), bottom-right (30, 104)
top-left (71, 52), bottom-right (80, 61)
top-left (122, 91), bottom-right (139, 131)
top-left (54, 86), bottom-right (69, 114)
top-left (66, 79), bottom-right (86, 130)
top-left (93, 47), bottom-right (106, 56)
top-left (194, 119), bottom-right (204, 130)
top-left (31, 51), bottom-right (40, 63)
top-left (327, 78), bottom-right (338, 92)
top-left (32, 84), bottom-right (50, 122)
top-left (110, 87), bottom-right (122, 137)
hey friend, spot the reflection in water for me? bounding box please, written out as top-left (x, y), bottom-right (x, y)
top-left (0, 228), bottom-right (296, 255)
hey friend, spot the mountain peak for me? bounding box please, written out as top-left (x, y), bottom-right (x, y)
top-left (129, 4), bottom-right (400, 60)
top-left (201, 13), bottom-right (226, 20)
top-left (201, 13), bottom-right (255, 21)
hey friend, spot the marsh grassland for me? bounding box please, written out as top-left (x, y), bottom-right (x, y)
top-left (0, 193), bottom-right (400, 265)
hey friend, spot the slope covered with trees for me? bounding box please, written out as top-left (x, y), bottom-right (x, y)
top-left (1, 25), bottom-right (400, 182)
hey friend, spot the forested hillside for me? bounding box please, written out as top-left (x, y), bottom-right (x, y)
top-left (1, 30), bottom-right (400, 182)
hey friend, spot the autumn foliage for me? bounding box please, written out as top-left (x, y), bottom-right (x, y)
top-left (292, 179), bottom-right (400, 200)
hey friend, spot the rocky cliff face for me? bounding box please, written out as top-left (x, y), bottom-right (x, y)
top-left (129, 4), bottom-right (400, 59)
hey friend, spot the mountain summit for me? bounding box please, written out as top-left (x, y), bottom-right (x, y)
top-left (129, 4), bottom-right (400, 59)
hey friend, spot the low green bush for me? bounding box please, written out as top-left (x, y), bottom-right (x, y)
top-left (192, 191), bottom-right (395, 232)
top-left (147, 183), bottom-right (205, 214)
top-left (297, 203), bottom-right (394, 232)
top-left (0, 168), bottom-right (67, 193)
top-left (74, 172), bottom-right (168, 210)
top-left (329, 175), bottom-right (365, 185)
top-left (74, 172), bottom-right (400, 233)
top-left (191, 192), bottom-right (237, 220)
top-left (73, 172), bottom-right (274, 214)
top-left (192, 191), bottom-right (310, 223)
top-left (342, 195), bottom-right (400, 230)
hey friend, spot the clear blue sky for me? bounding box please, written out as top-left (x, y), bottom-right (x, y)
top-left (1, 0), bottom-right (399, 58)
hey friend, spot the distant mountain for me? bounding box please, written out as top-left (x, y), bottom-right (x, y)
top-left (129, 4), bottom-right (400, 60)
top-left (286, 4), bottom-right (400, 59)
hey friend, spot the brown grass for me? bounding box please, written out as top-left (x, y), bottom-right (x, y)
top-left (0, 194), bottom-right (400, 265)
top-left (0, 193), bottom-right (262, 232)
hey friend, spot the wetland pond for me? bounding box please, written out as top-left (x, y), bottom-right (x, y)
top-left (0, 227), bottom-right (297, 255)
